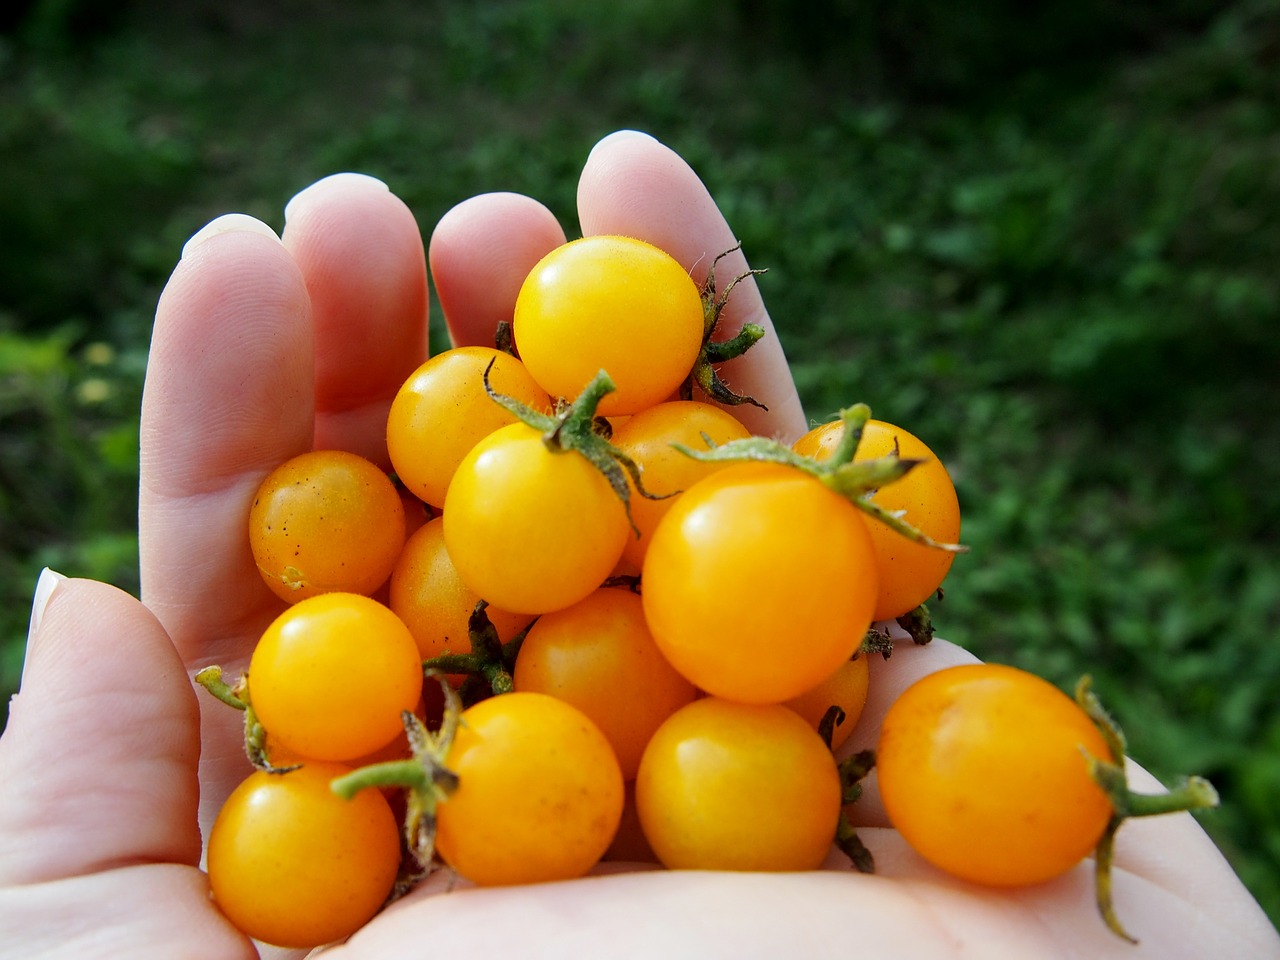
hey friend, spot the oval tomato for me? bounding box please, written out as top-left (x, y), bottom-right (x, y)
top-left (876, 663), bottom-right (1113, 886)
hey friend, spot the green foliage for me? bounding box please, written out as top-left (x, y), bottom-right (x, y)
top-left (1, 0), bottom-right (1277, 925)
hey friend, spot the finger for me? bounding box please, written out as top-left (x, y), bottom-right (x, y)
top-left (140, 218), bottom-right (313, 667)
top-left (282, 173), bottom-right (430, 465)
top-left (576, 130), bottom-right (808, 442)
top-left (140, 219), bottom-right (315, 831)
top-left (0, 575), bottom-right (201, 884)
top-left (428, 191), bottom-right (567, 348)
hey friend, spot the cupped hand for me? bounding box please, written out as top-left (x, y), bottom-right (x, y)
top-left (1, 130), bottom-right (1276, 960)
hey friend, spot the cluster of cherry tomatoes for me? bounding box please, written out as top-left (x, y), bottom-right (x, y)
top-left (197, 233), bottom-right (1212, 950)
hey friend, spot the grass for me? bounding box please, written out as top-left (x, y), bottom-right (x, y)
top-left (2, 0), bottom-right (1278, 926)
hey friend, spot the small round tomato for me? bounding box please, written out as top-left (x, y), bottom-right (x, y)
top-left (635, 697), bottom-right (842, 871)
top-left (249, 449), bottom-right (406, 603)
top-left (386, 346), bottom-right (551, 509)
top-left (443, 421), bottom-right (630, 615)
top-left (783, 653), bottom-right (871, 752)
top-left (249, 592), bottom-right (423, 762)
top-left (610, 400), bottom-right (751, 572)
top-left (794, 418), bottom-right (960, 620)
top-left (207, 762), bottom-right (401, 949)
top-left (435, 691), bottom-right (625, 886)
top-left (512, 235), bottom-right (704, 416)
top-left (877, 663), bottom-right (1113, 887)
top-left (513, 586), bottom-right (697, 778)
top-left (641, 462), bottom-right (878, 704)
top-left (389, 516), bottom-right (534, 667)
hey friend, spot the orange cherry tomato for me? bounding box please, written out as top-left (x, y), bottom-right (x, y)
top-left (388, 516), bottom-right (534, 667)
top-left (642, 461), bottom-right (878, 704)
top-left (248, 449), bottom-right (406, 603)
top-left (783, 654), bottom-right (871, 752)
top-left (386, 346), bottom-right (551, 509)
top-left (610, 400), bottom-right (751, 572)
top-left (435, 691), bottom-right (625, 886)
top-left (513, 586), bottom-right (697, 779)
top-left (794, 418), bottom-right (960, 620)
top-left (635, 697), bottom-right (843, 871)
top-left (877, 663), bottom-right (1114, 886)
top-left (207, 762), bottom-right (401, 949)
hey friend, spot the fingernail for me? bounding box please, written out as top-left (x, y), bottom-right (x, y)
top-left (284, 172), bottom-right (390, 227)
top-left (181, 213), bottom-right (281, 260)
top-left (23, 568), bottom-right (67, 684)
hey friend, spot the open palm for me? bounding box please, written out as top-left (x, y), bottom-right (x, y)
top-left (1, 130), bottom-right (1275, 960)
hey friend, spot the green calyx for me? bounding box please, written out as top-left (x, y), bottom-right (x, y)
top-left (1076, 676), bottom-right (1220, 943)
top-left (422, 600), bottom-right (534, 707)
top-left (680, 243), bottom-right (768, 410)
top-left (193, 666), bottom-right (297, 774)
top-left (674, 401), bottom-right (968, 556)
top-left (482, 359), bottom-right (667, 537)
top-left (330, 674), bottom-right (464, 893)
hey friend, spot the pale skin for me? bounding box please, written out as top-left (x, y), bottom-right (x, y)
top-left (0, 130), bottom-right (1276, 960)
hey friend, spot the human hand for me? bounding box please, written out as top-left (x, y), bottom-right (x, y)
top-left (2, 130), bottom-right (1276, 960)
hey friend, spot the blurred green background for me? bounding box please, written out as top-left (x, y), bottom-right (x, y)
top-left (2, 0), bottom-right (1277, 927)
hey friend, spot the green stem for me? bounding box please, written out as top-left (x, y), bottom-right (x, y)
top-left (331, 759), bottom-right (432, 800)
top-left (194, 665), bottom-right (246, 710)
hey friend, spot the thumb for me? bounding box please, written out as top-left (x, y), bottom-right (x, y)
top-left (0, 571), bottom-right (203, 885)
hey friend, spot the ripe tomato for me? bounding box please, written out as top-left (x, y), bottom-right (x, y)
top-left (386, 346), bottom-right (551, 509)
top-left (248, 449), bottom-right (406, 603)
top-left (206, 762), bottom-right (401, 948)
top-left (794, 418), bottom-right (960, 620)
top-left (635, 697), bottom-right (842, 871)
top-left (641, 461), bottom-right (878, 704)
top-left (783, 654), bottom-right (871, 752)
top-left (388, 516), bottom-right (534, 666)
top-left (248, 592), bottom-right (423, 762)
top-left (512, 235), bottom-right (704, 416)
top-left (443, 421), bottom-right (630, 615)
top-left (609, 400), bottom-right (751, 572)
top-left (434, 691), bottom-right (625, 885)
top-left (877, 663), bottom-right (1113, 886)
top-left (513, 586), bottom-right (697, 778)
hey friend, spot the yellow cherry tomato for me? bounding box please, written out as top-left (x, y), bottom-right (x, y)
top-left (783, 654), bottom-right (871, 752)
top-left (435, 691), bottom-right (625, 885)
top-left (386, 346), bottom-right (551, 509)
top-left (512, 235), bottom-right (704, 416)
top-left (442, 421), bottom-right (630, 615)
top-left (635, 697), bottom-right (843, 871)
top-left (207, 762), bottom-right (401, 949)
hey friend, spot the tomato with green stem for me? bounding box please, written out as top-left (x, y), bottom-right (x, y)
top-left (248, 449), bottom-right (406, 603)
top-left (513, 235), bottom-right (704, 415)
top-left (434, 691), bottom-right (625, 886)
top-left (635, 697), bottom-right (842, 871)
top-left (248, 592), bottom-right (423, 762)
top-left (641, 461), bottom-right (878, 704)
top-left (794, 417), bottom-right (960, 621)
top-left (207, 762), bottom-right (402, 949)
top-left (876, 663), bottom-right (1115, 887)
